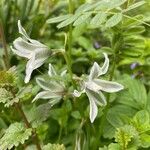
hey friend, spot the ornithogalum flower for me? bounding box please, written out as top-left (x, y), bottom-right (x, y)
top-left (73, 53), bottom-right (124, 123)
top-left (11, 20), bottom-right (51, 83)
top-left (33, 64), bottom-right (66, 106)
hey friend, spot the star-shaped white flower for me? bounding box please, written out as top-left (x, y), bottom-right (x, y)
top-left (73, 53), bottom-right (124, 123)
top-left (33, 64), bottom-right (66, 106)
top-left (11, 20), bottom-right (52, 83)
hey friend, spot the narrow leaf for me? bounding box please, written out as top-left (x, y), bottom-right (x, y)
top-left (57, 14), bottom-right (80, 28)
top-left (106, 13), bottom-right (122, 27)
top-left (46, 14), bottom-right (73, 24)
top-left (90, 12), bottom-right (107, 27)
top-left (124, 1), bottom-right (145, 12)
top-left (73, 13), bottom-right (91, 26)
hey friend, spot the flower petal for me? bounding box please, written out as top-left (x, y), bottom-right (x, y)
top-left (99, 53), bottom-right (109, 76)
top-left (11, 45), bottom-right (31, 59)
top-left (32, 91), bottom-right (62, 102)
top-left (48, 64), bottom-right (57, 77)
top-left (73, 90), bottom-right (85, 97)
top-left (89, 62), bottom-right (101, 80)
top-left (89, 53), bottom-right (109, 80)
top-left (18, 20), bottom-right (30, 39)
top-left (86, 88), bottom-right (106, 107)
top-left (36, 77), bottom-right (64, 92)
top-left (93, 79), bottom-right (124, 93)
top-left (87, 91), bottom-right (98, 123)
top-left (24, 54), bottom-right (35, 83)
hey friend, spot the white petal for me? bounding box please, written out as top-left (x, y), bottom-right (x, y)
top-left (93, 79), bottom-right (124, 93)
top-left (86, 91), bottom-right (98, 123)
top-left (89, 62), bottom-right (101, 80)
top-left (36, 77), bottom-right (64, 92)
top-left (88, 53), bottom-right (109, 80)
top-left (24, 54), bottom-right (35, 83)
top-left (18, 20), bottom-right (47, 47)
top-left (11, 46), bottom-right (32, 59)
top-left (18, 20), bottom-right (30, 39)
top-left (32, 91), bottom-right (62, 102)
top-left (48, 63), bottom-right (57, 77)
top-left (99, 53), bottom-right (109, 76)
top-left (60, 70), bottom-right (67, 77)
top-left (73, 90), bottom-right (85, 97)
top-left (86, 88), bottom-right (106, 107)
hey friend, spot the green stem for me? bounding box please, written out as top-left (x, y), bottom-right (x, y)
top-left (0, 20), bottom-right (10, 70)
top-left (11, 91), bottom-right (42, 150)
top-left (64, 0), bottom-right (76, 88)
top-left (99, 33), bottom-right (122, 145)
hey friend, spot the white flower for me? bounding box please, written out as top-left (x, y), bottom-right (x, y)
top-left (73, 53), bottom-right (124, 123)
top-left (11, 20), bottom-right (52, 83)
top-left (33, 64), bottom-right (66, 106)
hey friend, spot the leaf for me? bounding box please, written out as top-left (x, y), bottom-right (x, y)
top-left (140, 134), bottom-right (150, 148)
top-left (57, 14), bottom-right (80, 28)
top-left (90, 12), bottom-right (107, 27)
top-left (46, 14), bottom-right (73, 24)
top-left (95, 0), bottom-right (127, 10)
top-left (115, 125), bottom-right (140, 149)
top-left (26, 103), bottom-right (51, 127)
top-left (73, 13), bottom-right (91, 26)
top-left (124, 1), bottom-right (146, 12)
top-left (105, 13), bottom-right (122, 28)
top-left (43, 143), bottom-right (65, 150)
top-left (0, 88), bottom-right (13, 104)
top-left (0, 122), bottom-right (32, 150)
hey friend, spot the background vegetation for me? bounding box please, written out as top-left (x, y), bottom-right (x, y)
top-left (0, 0), bottom-right (150, 150)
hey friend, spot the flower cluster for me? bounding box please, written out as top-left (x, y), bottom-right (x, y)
top-left (74, 53), bottom-right (124, 123)
top-left (11, 20), bottom-right (51, 83)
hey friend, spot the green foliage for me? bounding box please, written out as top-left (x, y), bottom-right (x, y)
top-left (0, 122), bottom-right (32, 150)
top-left (0, 0), bottom-right (150, 149)
top-left (43, 143), bottom-right (65, 150)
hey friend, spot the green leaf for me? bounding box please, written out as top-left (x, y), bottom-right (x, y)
top-left (96, 0), bottom-right (127, 10)
top-left (115, 125), bottom-right (140, 149)
top-left (46, 14), bottom-right (73, 24)
top-left (106, 13), bottom-right (122, 27)
top-left (140, 134), bottom-right (150, 148)
top-left (124, 1), bottom-right (146, 12)
top-left (43, 143), bottom-right (65, 150)
top-left (73, 13), bottom-right (91, 26)
top-left (57, 14), bottom-right (80, 28)
top-left (26, 103), bottom-right (51, 127)
top-left (90, 12), bottom-right (107, 27)
top-left (0, 122), bottom-right (32, 150)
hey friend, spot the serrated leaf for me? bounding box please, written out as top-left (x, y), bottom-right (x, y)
top-left (0, 122), bottom-right (32, 150)
top-left (26, 103), bottom-right (51, 127)
top-left (43, 143), bottom-right (65, 150)
top-left (140, 134), bottom-right (150, 148)
top-left (57, 14), bottom-right (80, 28)
top-left (115, 125), bottom-right (139, 149)
top-left (106, 13), bottom-right (122, 27)
top-left (90, 12), bottom-right (107, 27)
top-left (46, 14), bottom-right (73, 24)
top-left (124, 1), bottom-right (145, 12)
top-left (73, 13), bottom-right (91, 26)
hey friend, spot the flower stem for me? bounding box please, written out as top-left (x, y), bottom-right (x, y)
top-left (0, 20), bottom-right (10, 70)
top-left (99, 33), bottom-right (122, 145)
top-left (11, 91), bottom-right (42, 150)
top-left (64, 0), bottom-right (76, 88)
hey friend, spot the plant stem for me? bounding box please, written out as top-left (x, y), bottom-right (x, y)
top-left (11, 91), bottom-right (42, 150)
top-left (0, 20), bottom-right (10, 69)
top-left (99, 33), bottom-right (122, 145)
top-left (65, 0), bottom-right (76, 88)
